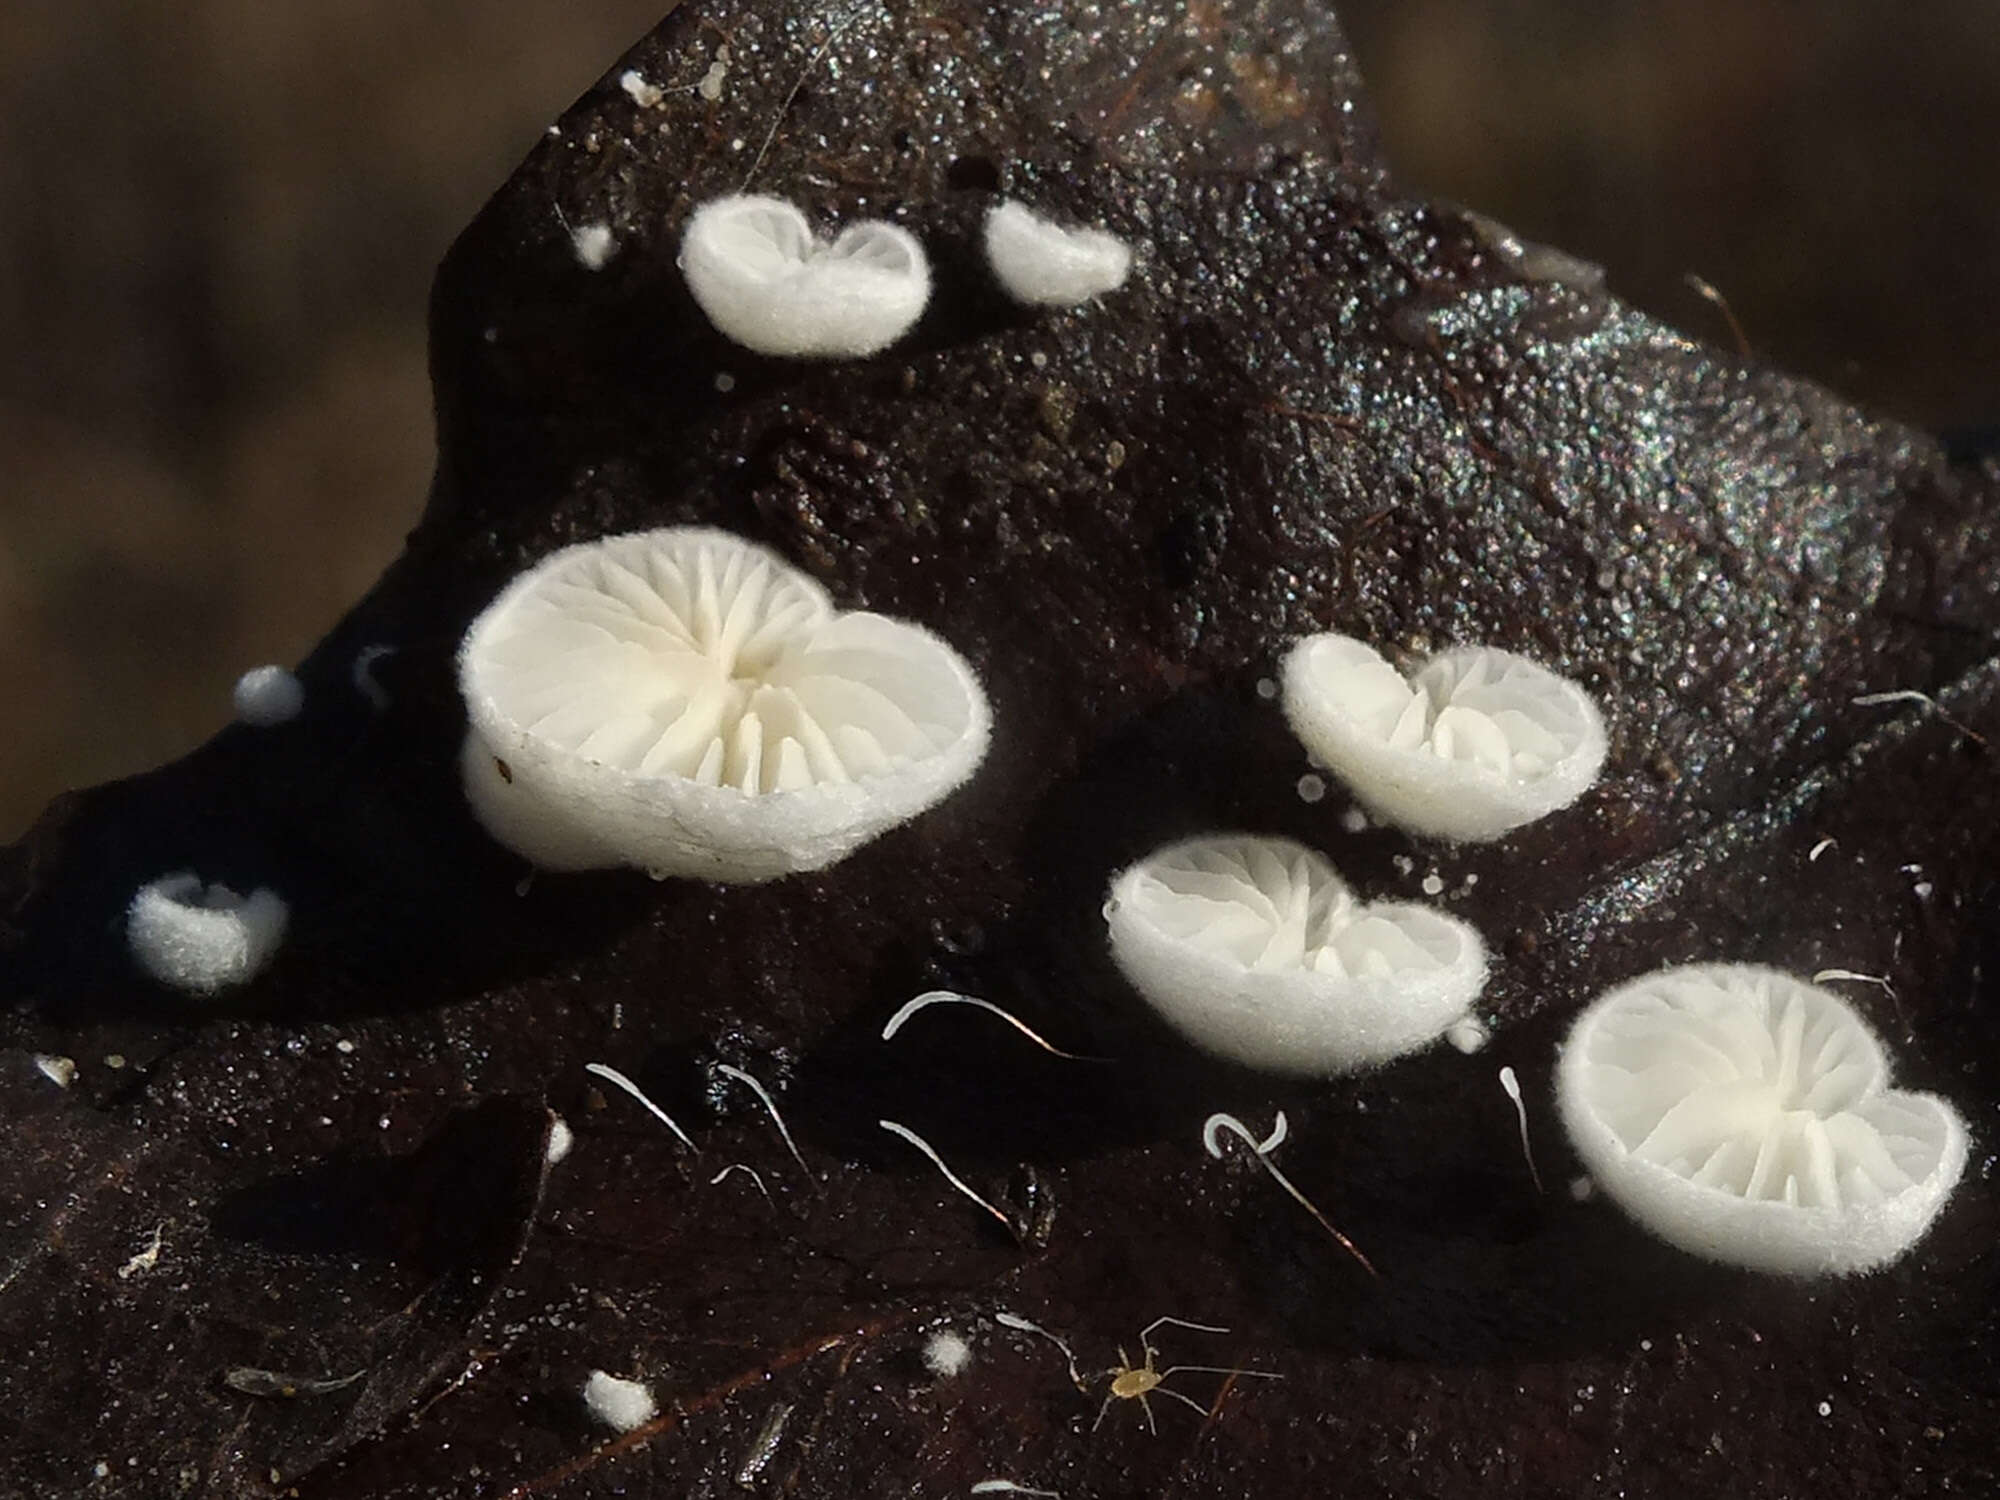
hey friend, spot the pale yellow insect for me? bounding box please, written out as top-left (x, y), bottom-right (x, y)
top-left (1091, 1316), bottom-right (1282, 1435)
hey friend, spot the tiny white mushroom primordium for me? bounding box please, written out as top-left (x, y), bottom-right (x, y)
top-left (1280, 634), bottom-right (1607, 842)
top-left (678, 194), bottom-right (930, 359)
top-left (126, 874), bottom-right (289, 996)
top-left (581, 1369), bottom-right (657, 1432)
top-left (981, 200), bottom-right (1133, 307)
top-left (458, 527), bottom-right (990, 883)
top-left (1557, 963), bottom-right (1968, 1276)
top-left (232, 664), bottom-right (304, 727)
top-left (1104, 833), bottom-right (1487, 1075)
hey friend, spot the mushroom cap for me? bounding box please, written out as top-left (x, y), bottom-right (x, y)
top-left (1103, 833), bottom-right (1487, 1075)
top-left (1281, 634), bottom-right (1607, 842)
top-left (458, 526), bottom-right (991, 882)
top-left (126, 873), bottom-right (289, 995)
top-left (981, 200), bottom-right (1133, 307)
top-left (232, 664), bottom-right (305, 727)
top-left (678, 193), bottom-right (930, 359)
top-left (1557, 963), bottom-right (1968, 1276)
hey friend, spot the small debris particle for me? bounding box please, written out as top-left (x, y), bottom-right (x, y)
top-left (619, 69), bottom-right (665, 107)
top-left (104, 1054), bottom-right (126, 1070)
top-left (1914, 881), bottom-right (1935, 900)
top-left (224, 1365), bottom-right (366, 1399)
top-left (33, 1054), bottom-right (76, 1088)
top-left (1104, 439), bottom-right (1127, 471)
top-left (1339, 806), bottom-right (1368, 834)
top-left (1296, 773), bottom-right (1327, 804)
top-left (1445, 1019), bottom-right (1489, 1054)
top-left (571, 223), bottom-right (617, 271)
top-left (583, 1369), bottom-right (657, 1432)
top-left (351, 644), bottom-right (395, 708)
top-left (335, 1039), bottom-right (355, 1054)
top-left (1036, 384), bottom-right (1078, 442)
top-left (734, 1401), bottom-right (792, 1487)
top-left (714, 372), bottom-right (737, 393)
top-left (1818, 1400), bottom-right (1833, 1418)
top-left (971, 1484), bottom-right (1061, 1498)
top-left (1392, 855), bottom-right (1415, 877)
top-left (1254, 677), bottom-right (1278, 700)
top-left (1420, 872), bottom-right (1445, 897)
top-left (698, 45), bottom-right (731, 103)
top-left (1808, 837), bottom-right (1837, 863)
top-left (117, 1224), bottom-right (165, 1280)
top-left (923, 1329), bottom-right (973, 1378)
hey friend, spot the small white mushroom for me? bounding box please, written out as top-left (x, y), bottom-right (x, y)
top-left (1281, 634), bottom-right (1607, 841)
top-left (126, 874), bottom-right (288, 995)
top-left (458, 527), bottom-right (989, 882)
top-left (981, 200), bottom-right (1132, 307)
top-left (581, 1369), bottom-right (656, 1431)
top-left (1556, 963), bottom-right (1968, 1276)
top-left (679, 194), bottom-right (930, 359)
top-left (571, 222), bottom-right (618, 271)
top-left (232, 665), bottom-right (304, 727)
top-left (545, 1115), bottom-right (575, 1164)
top-left (1103, 833), bottom-right (1487, 1075)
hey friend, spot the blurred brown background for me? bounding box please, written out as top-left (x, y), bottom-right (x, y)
top-left (1, 0), bottom-right (1995, 839)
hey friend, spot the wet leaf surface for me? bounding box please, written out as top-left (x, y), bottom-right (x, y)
top-left (2, 1), bottom-right (1996, 1495)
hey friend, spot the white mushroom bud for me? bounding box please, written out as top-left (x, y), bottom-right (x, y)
top-left (1557, 963), bottom-right (1968, 1276)
top-left (126, 873), bottom-right (289, 995)
top-left (232, 665), bottom-right (304, 727)
top-left (581, 1369), bottom-right (656, 1431)
top-left (678, 194), bottom-right (929, 359)
top-left (981, 200), bottom-right (1133, 307)
top-left (458, 527), bottom-right (990, 883)
top-left (1281, 634), bottom-right (1607, 842)
top-left (1103, 833), bottom-right (1487, 1075)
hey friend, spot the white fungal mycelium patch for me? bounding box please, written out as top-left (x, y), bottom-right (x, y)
top-left (1281, 634), bottom-right (1607, 842)
top-left (458, 527), bottom-right (990, 882)
top-left (1557, 963), bottom-right (1968, 1276)
top-left (581, 1369), bottom-right (656, 1431)
top-left (1103, 833), bottom-right (1487, 1075)
top-left (126, 874), bottom-right (288, 995)
top-left (981, 200), bottom-right (1133, 307)
top-left (232, 664), bottom-right (304, 727)
top-left (679, 194), bottom-right (929, 359)
top-left (921, 1328), bottom-right (973, 1378)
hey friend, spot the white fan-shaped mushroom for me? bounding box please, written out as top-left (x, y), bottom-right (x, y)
top-left (127, 873), bottom-right (288, 995)
top-left (678, 194), bottom-right (930, 359)
top-left (982, 200), bottom-right (1133, 307)
top-left (1103, 833), bottom-right (1487, 1075)
top-left (458, 527), bottom-right (990, 883)
top-left (1557, 963), bottom-right (1968, 1276)
top-left (1281, 634), bottom-right (1606, 842)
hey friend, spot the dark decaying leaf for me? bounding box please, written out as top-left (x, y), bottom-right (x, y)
top-left (2, 0), bottom-right (1997, 1496)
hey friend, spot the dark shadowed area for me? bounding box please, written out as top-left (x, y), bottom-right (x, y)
top-left (2, 0), bottom-right (1998, 835)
